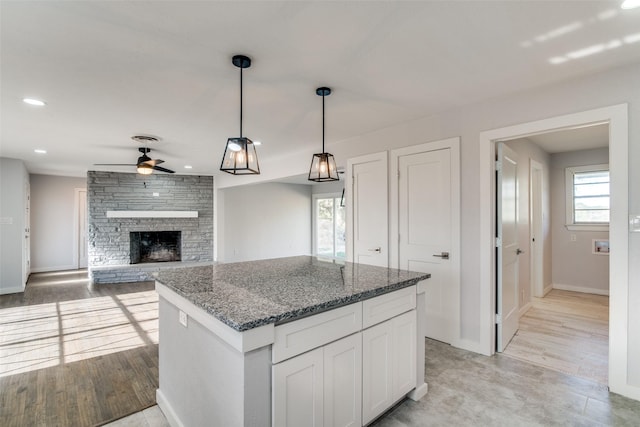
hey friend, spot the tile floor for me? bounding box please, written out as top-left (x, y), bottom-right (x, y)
top-left (107, 338), bottom-right (640, 427)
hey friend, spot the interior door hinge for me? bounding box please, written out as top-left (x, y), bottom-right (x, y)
top-left (495, 313), bottom-right (502, 324)
top-left (495, 160), bottom-right (502, 171)
top-left (495, 237), bottom-right (502, 248)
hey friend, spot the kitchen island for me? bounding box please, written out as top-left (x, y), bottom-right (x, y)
top-left (155, 256), bottom-right (430, 427)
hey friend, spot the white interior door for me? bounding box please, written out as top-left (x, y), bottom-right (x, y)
top-left (347, 152), bottom-right (388, 267)
top-left (395, 146), bottom-right (454, 343)
top-left (497, 143), bottom-right (520, 352)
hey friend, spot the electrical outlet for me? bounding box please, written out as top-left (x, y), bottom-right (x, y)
top-left (179, 310), bottom-right (188, 327)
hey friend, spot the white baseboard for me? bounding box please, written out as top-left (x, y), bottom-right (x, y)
top-left (0, 285), bottom-right (25, 295)
top-left (408, 383), bottom-right (428, 401)
top-left (552, 283), bottom-right (609, 296)
top-left (542, 285), bottom-right (553, 296)
top-left (30, 264), bottom-right (78, 273)
top-left (156, 389), bottom-right (184, 427)
top-left (519, 302), bottom-right (532, 317)
top-left (452, 337), bottom-right (491, 356)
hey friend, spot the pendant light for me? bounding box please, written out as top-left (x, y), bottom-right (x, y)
top-left (220, 55), bottom-right (260, 175)
top-left (308, 87), bottom-right (338, 182)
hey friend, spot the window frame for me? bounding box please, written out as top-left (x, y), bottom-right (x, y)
top-left (565, 163), bottom-right (609, 231)
top-left (312, 192), bottom-right (345, 259)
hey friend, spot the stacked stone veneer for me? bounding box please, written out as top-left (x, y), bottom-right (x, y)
top-left (88, 171), bottom-right (213, 283)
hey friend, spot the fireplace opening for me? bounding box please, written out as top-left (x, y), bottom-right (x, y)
top-left (130, 231), bottom-right (181, 264)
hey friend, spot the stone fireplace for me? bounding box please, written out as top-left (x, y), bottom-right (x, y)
top-left (87, 171), bottom-right (214, 284)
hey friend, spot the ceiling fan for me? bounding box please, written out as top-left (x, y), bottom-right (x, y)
top-left (95, 146), bottom-right (175, 175)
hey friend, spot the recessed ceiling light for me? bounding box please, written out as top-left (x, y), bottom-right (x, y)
top-left (34, 149), bottom-right (47, 154)
top-left (253, 141), bottom-right (262, 146)
top-left (184, 165), bottom-right (193, 169)
top-left (23, 98), bottom-right (46, 106)
top-left (621, 0), bottom-right (640, 9)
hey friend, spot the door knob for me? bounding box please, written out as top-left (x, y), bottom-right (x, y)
top-left (516, 248), bottom-right (524, 255)
top-left (433, 252), bottom-right (449, 260)
top-left (368, 247), bottom-right (382, 253)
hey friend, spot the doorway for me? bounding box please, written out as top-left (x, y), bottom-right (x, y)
top-left (479, 104), bottom-right (628, 396)
top-left (74, 188), bottom-right (88, 269)
top-left (497, 125), bottom-right (611, 384)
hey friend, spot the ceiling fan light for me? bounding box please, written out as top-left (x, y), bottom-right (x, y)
top-left (137, 163), bottom-right (154, 175)
top-left (220, 137), bottom-right (260, 175)
top-left (308, 153), bottom-right (339, 182)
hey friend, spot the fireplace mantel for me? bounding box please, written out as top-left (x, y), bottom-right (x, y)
top-left (106, 210), bottom-right (198, 218)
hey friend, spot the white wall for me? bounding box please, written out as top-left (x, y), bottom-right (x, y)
top-left (550, 148), bottom-right (609, 294)
top-left (214, 62), bottom-right (640, 392)
top-left (218, 183), bottom-right (311, 263)
top-left (311, 180), bottom-right (343, 195)
top-left (30, 174), bottom-right (87, 272)
top-left (504, 139), bottom-right (552, 309)
top-left (0, 157), bottom-right (29, 294)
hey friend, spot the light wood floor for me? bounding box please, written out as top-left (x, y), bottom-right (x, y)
top-left (0, 270), bottom-right (159, 427)
top-left (503, 289), bottom-right (609, 385)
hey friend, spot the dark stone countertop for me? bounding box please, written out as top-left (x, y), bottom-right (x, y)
top-left (155, 255), bottom-right (430, 332)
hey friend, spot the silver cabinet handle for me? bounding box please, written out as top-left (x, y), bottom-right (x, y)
top-left (368, 247), bottom-right (382, 253)
top-left (433, 252), bottom-right (449, 260)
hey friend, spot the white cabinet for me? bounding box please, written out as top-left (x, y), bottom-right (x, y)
top-left (362, 310), bottom-right (416, 425)
top-left (273, 347), bottom-right (324, 427)
top-left (273, 333), bottom-right (362, 427)
top-left (324, 334), bottom-right (362, 427)
top-left (272, 286), bottom-right (418, 427)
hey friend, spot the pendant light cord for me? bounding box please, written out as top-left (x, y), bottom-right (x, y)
top-left (240, 67), bottom-right (243, 138)
top-left (322, 93), bottom-right (325, 153)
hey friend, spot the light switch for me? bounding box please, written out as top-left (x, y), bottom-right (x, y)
top-left (630, 215), bottom-right (640, 232)
top-left (570, 234), bottom-right (577, 242)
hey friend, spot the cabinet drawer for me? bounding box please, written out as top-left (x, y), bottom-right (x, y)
top-left (272, 302), bottom-right (362, 363)
top-left (362, 285), bottom-right (416, 329)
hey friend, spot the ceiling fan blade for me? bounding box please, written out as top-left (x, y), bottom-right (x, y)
top-left (153, 165), bottom-right (175, 174)
top-left (94, 163), bottom-right (137, 166)
top-left (142, 159), bottom-right (164, 167)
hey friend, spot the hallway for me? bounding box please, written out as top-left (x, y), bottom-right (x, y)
top-left (503, 289), bottom-right (608, 385)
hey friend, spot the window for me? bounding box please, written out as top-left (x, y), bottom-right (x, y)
top-left (565, 164), bottom-right (609, 231)
top-left (313, 193), bottom-right (346, 259)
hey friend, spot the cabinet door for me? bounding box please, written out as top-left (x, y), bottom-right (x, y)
top-left (273, 347), bottom-right (324, 427)
top-left (392, 310), bottom-right (417, 400)
top-left (324, 333), bottom-right (362, 427)
top-left (362, 320), bottom-right (393, 425)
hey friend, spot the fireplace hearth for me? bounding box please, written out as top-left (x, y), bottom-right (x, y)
top-left (130, 231), bottom-right (181, 264)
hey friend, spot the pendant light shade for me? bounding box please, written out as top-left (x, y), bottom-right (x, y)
top-left (220, 55), bottom-right (260, 175)
top-left (308, 87), bottom-right (339, 182)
